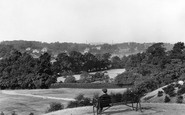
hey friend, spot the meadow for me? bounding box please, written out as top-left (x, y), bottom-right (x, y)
top-left (0, 88), bottom-right (126, 115)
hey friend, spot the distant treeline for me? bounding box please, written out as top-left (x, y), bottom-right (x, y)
top-left (0, 40), bottom-right (173, 58)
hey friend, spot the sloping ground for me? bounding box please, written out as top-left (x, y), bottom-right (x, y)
top-left (2, 90), bottom-right (75, 101)
top-left (141, 83), bottom-right (185, 103)
top-left (141, 85), bottom-right (168, 103)
top-left (0, 88), bottom-right (126, 115)
top-left (44, 103), bottom-right (185, 115)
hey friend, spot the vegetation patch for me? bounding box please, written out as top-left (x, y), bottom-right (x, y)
top-left (46, 102), bottom-right (64, 113)
top-left (50, 83), bottom-right (125, 89)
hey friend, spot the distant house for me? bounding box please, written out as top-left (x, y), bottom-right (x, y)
top-left (26, 47), bottom-right (31, 51)
top-left (32, 49), bottom-right (39, 53)
top-left (41, 47), bottom-right (48, 52)
top-left (96, 46), bottom-right (101, 50)
top-left (83, 48), bottom-right (90, 54)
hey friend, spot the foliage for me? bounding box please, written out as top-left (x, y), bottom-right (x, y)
top-left (157, 91), bottom-right (163, 97)
top-left (0, 51), bottom-right (55, 89)
top-left (64, 75), bottom-right (76, 83)
top-left (91, 72), bottom-right (110, 83)
top-left (114, 71), bottom-right (140, 85)
top-left (52, 51), bottom-right (112, 75)
top-left (110, 93), bottom-right (123, 103)
top-left (78, 71), bottom-right (92, 83)
top-left (176, 95), bottom-right (183, 103)
top-left (177, 84), bottom-right (185, 95)
top-left (29, 113), bottom-right (34, 115)
top-left (46, 102), bottom-right (64, 113)
top-left (162, 84), bottom-right (176, 97)
top-left (11, 111), bottom-right (17, 115)
top-left (164, 96), bottom-right (171, 103)
top-left (67, 94), bottom-right (92, 108)
top-left (50, 83), bottom-right (123, 89)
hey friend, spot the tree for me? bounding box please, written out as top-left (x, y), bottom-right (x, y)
top-left (83, 53), bottom-right (97, 72)
top-left (69, 51), bottom-right (83, 73)
top-left (111, 56), bottom-right (122, 68)
top-left (52, 52), bottom-right (72, 75)
top-left (170, 42), bottom-right (185, 60)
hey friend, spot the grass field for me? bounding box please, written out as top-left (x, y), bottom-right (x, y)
top-left (45, 103), bottom-right (185, 115)
top-left (0, 88), bottom-right (126, 115)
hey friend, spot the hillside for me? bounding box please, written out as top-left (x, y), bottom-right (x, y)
top-left (44, 103), bottom-right (185, 115)
top-left (141, 81), bottom-right (185, 104)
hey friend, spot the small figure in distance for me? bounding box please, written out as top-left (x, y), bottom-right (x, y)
top-left (98, 88), bottom-right (112, 113)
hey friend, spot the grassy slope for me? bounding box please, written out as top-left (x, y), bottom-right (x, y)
top-left (141, 83), bottom-right (185, 103)
top-left (44, 103), bottom-right (185, 115)
top-left (0, 88), bottom-right (126, 115)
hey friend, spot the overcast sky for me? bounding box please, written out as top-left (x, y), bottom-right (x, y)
top-left (0, 0), bottom-right (185, 44)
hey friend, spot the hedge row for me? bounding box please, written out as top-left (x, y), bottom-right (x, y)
top-left (50, 83), bottom-right (132, 89)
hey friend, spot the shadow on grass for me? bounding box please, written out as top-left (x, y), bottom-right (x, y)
top-left (88, 105), bottom-right (164, 115)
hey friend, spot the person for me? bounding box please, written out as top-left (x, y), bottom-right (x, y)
top-left (98, 88), bottom-right (111, 113)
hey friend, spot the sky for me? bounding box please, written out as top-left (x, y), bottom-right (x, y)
top-left (0, 0), bottom-right (185, 44)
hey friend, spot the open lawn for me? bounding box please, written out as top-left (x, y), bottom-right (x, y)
top-left (0, 88), bottom-right (126, 115)
top-left (45, 103), bottom-right (185, 115)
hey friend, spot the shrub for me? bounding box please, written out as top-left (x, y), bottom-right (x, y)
top-left (177, 85), bottom-right (185, 95)
top-left (11, 111), bottom-right (17, 115)
top-left (157, 91), bottom-right (163, 97)
top-left (29, 113), bottom-right (34, 115)
top-left (67, 101), bottom-right (78, 108)
top-left (164, 95), bottom-right (170, 103)
top-left (67, 94), bottom-right (92, 108)
top-left (64, 76), bottom-right (76, 83)
top-left (110, 93), bottom-right (123, 103)
top-left (75, 94), bottom-right (84, 101)
top-left (46, 102), bottom-right (64, 113)
top-left (176, 95), bottom-right (183, 103)
top-left (163, 84), bottom-right (176, 97)
top-left (50, 83), bottom-right (123, 89)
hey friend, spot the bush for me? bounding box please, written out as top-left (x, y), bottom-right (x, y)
top-left (176, 95), bottom-right (183, 103)
top-left (29, 113), bottom-right (34, 115)
top-left (177, 85), bottom-right (185, 95)
top-left (164, 95), bottom-right (170, 103)
top-left (67, 101), bottom-right (79, 108)
top-left (64, 76), bottom-right (76, 83)
top-left (11, 111), bottom-right (17, 115)
top-left (51, 83), bottom-right (123, 89)
top-left (157, 91), bottom-right (163, 97)
top-left (163, 84), bottom-right (176, 97)
top-left (46, 102), bottom-right (64, 113)
top-left (67, 94), bottom-right (92, 108)
top-left (110, 93), bottom-right (123, 103)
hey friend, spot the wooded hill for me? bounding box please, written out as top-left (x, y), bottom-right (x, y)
top-left (0, 40), bottom-right (173, 58)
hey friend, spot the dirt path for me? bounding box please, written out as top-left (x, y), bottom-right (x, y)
top-left (1, 90), bottom-right (75, 101)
